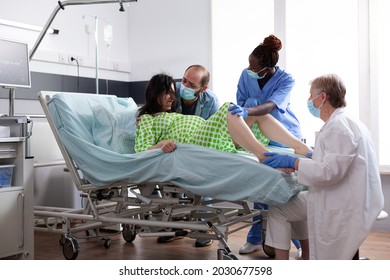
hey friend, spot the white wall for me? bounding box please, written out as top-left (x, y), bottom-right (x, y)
top-left (127, 0), bottom-right (212, 81)
top-left (0, 0), bottom-right (212, 82)
top-left (0, 0), bottom-right (131, 81)
top-left (211, 0), bottom-right (274, 103)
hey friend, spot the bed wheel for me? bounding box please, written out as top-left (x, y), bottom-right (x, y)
top-left (262, 241), bottom-right (275, 258)
top-left (227, 253), bottom-right (239, 260)
top-left (217, 249), bottom-right (238, 260)
top-left (62, 236), bottom-right (80, 260)
top-left (122, 224), bottom-right (136, 243)
top-left (104, 238), bottom-right (111, 249)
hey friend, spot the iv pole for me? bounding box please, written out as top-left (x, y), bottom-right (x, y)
top-left (8, 0), bottom-right (137, 114)
top-left (83, 14), bottom-right (99, 94)
top-left (29, 0), bottom-right (137, 61)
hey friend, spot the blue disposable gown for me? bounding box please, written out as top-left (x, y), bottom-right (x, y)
top-left (236, 66), bottom-right (301, 140)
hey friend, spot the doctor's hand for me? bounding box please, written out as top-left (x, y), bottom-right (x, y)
top-left (263, 152), bottom-right (298, 169)
top-left (228, 104), bottom-right (248, 118)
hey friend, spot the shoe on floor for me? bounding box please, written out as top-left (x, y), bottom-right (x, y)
top-left (195, 238), bottom-right (213, 247)
top-left (295, 248), bottom-right (302, 260)
top-left (157, 235), bottom-right (182, 243)
top-left (239, 242), bottom-right (262, 254)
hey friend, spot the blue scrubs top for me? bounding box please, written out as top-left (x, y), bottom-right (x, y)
top-left (236, 66), bottom-right (302, 140)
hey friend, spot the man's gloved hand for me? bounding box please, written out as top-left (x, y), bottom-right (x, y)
top-left (228, 104), bottom-right (248, 118)
top-left (263, 152), bottom-right (298, 169)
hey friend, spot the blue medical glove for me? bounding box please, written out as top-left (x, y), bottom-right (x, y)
top-left (228, 104), bottom-right (248, 118)
top-left (306, 151), bottom-right (313, 158)
top-left (263, 152), bottom-right (298, 169)
top-left (244, 97), bottom-right (259, 108)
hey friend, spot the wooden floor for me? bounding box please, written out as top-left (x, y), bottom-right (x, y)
top-left (34, 223), bottom-right (390, 260)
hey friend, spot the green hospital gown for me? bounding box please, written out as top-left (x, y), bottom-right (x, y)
top-left (135, 102), bottom-right (269, 153)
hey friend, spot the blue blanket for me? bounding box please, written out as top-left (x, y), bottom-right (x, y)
top-left (46, 92), bottom-right (306, 206)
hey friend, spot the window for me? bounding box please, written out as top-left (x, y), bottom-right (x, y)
top-left (371, 0), bottom-right (390, 169)
top-left (211, 0), bottom-right (274, 104)
top-left (211, 0), bottom-right (388, 170)
top-left (285, 0), bottom-right (359, 146)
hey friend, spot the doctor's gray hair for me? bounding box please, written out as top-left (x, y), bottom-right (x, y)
top-left (310, 74), bottom-right (347, 108)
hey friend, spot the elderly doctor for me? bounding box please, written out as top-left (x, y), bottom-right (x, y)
top-left (262, 74), bottom-right (384, 260)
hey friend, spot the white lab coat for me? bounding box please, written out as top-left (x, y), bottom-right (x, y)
top-left (298, 108), bottom-right (384, 260)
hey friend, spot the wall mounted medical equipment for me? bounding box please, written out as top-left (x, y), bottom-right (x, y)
top-left (29, 0), bottom-right (138, 61)
top-left (26, 0), bottom-right (137, 96)
top-left (0, 38), bottom-right (31, 116)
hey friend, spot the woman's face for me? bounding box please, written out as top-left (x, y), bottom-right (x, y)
top-left (159, 83), bottom-right (175, 112)
top-left (248, 54), bottom-right (262, 72)
top-left (248, 54), bottom-right (268, 77)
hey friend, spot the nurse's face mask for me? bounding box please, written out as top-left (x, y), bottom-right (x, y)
top-left (246, 67), bottom-right (268, 80)
top-left (307, 93), bottom-right (324, 118)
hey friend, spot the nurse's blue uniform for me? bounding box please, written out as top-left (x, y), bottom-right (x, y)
top-left (236, 66), bottom-right (302, 140)
top-left (236, 66), bottom-right (302, 248)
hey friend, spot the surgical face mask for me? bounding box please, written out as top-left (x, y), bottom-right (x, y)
top-left (246, 67), bottom-right (267, 80)
top-left (180, 84), bottom-right (199, 101)
top-left (307, 94), bottom-right (323, 118)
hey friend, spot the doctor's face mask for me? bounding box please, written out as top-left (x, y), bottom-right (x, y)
top-left (307, 93), bottom-right (323, 118)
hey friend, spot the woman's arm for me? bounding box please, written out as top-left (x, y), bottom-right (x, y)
top-left (148, 140), bottom-right (177, 153)
top-left (135, 115), bottom-right (158, 152)
top-left (135, 115), bottom-right (177, 153)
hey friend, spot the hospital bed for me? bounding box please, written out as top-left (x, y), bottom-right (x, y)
top-left (34, 91), bottom-right (305, 260)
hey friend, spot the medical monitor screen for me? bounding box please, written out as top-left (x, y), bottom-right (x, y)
top-left (0, 38), bottom-right (31, 88)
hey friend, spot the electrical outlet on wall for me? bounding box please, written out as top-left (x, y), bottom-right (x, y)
top-left (113, 62), bottom-right (119, 70)
top-left (58, 53), bottom-right (66, 63)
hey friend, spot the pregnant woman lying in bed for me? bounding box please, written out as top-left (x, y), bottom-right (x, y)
top-left (135, 73), bottom-right (311, 164)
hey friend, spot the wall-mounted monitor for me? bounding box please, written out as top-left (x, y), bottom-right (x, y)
top-left (0, 38), bottom-right (31, 88)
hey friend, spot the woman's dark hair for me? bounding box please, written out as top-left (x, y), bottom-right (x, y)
top-left (251, 34), bottom-right (282, 68)
top-left (138, 73), bottom-right (177, 116)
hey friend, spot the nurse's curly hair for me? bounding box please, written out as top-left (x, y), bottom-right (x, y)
top-left (138, 73), bottom-right (177, 116)
top-left (251, 34), bottom-right (282, 67)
